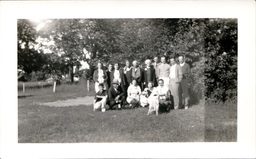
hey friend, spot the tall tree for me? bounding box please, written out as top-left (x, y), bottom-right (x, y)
top-left (18, 19), bottom-right (45, 74)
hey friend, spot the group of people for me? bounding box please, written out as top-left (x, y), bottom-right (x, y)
top-left (93, 55), bottom-right (191, 113)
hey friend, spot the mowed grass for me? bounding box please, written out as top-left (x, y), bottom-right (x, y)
top-left (18, 83), bottom-right (236, 142)
top-left (205, 101), bottom-right (237, 142)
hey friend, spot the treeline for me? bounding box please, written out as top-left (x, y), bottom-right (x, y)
top-left (18, 18), bottom-right (237, 102)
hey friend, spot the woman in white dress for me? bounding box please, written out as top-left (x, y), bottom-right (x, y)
top-left (93, 62), bottom-right (107, 92)
top-left (149, 79), bottom-right (171, 112)
top-left (140, 81), bottom-right (155, 107)
top-left (126, 79), bottom-right (141, 108)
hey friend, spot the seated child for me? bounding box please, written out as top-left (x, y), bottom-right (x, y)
top-left (94, 83), bottom-right (108, 112)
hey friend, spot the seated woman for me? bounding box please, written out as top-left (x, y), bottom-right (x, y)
top-left (93, 83), bottom-right (108, 112)
top-left (150, 79), bottom-right (171, 112)
top-left (140, 81), bottom-right (155, 107)
top-left (126, 79), bottom-right (141, 108)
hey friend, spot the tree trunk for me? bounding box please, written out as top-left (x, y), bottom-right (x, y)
top-left (69, 63), bottom-right (74, 83)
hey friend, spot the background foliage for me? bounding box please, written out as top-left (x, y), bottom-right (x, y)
top-left (17, 18), bottom-right (237, 102)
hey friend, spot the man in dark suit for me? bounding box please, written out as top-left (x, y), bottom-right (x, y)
top-left (143, 59), bottom-right (157, 88)
top-left (106, 64), bottom-right (113, 90)
top-left (130, 60), bottom-right (143, 88)
top-left (109, 63), bottom-right (126, 94)
top-left (123, 60), bottom-right (132, 85)
top-left (107, 79), bottom-right (126, 110)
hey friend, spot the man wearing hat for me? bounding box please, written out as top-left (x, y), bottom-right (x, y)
top-left (107, 79), bottom-right (126, 109)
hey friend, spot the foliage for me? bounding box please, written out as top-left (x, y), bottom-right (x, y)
top-left (18, 18), bottom-right (237, 102)
top-left (204, 19), bottom-right (237, 102)
top-left (18, 20), bottom-right (46, 74)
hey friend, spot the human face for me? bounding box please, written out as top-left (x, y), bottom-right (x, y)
top-left (154, 57), bottom-right (158, 63)
top-left (146, 61), bottom-right (151, 67)
top-left (98, 85), bottom-right (103, 91)
top-left (113, 83), bottom-right (118, 89)
top-left (170, 58), bottom-right (176, 66)
top-left (161, 57), bottom-right (166, 63)
top-left (98, 63), bottom-right (102, 69)
top-left (148, 82), bottom-right (153, 89)
top-left (158, 80), bottom-right (164, 87)
top-left (132, 80), bottom-right (137, 86)
top-left (108, 65), bottom-right (112, 71)
top-left (133, 61), bottom-right (137, 67)
top-left (114, 64), bottom-right (119, 70)
top-left (178, 56), bottom-right (184, 64)
top-left (126, 61), bottom-right (130, 67)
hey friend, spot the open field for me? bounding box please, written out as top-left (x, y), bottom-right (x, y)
top-left (18, 83), bottom-right (236, 142)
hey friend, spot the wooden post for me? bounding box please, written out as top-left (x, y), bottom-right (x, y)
top-left (53, 81), bottom-right (56, 93)
top-left (23, 82), bottom-right (25, 93)
top-left (87, 80), bottom-right (89, 92)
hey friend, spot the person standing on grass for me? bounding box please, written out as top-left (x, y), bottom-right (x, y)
top-left (130, 60), bottom-right (143, 89)
top-left (156, 56), bottom-right (170, 88)
top-left (169, 56), bottom-right (183, 109)
top-left (106, 64), bottom-right (113, 90)
top-left (93, 62), bottom-right (108, 92)
top-left (93, 83), bottom-right (108, 112)
top-left (107, 79), bottom-right (126, 110)
top-left (123, 60), bottom-right (132, 86)
top-left (143, 59), bottom-right (157, 88)
top-left (152, 56), bottom-right (160, 80)
top-left (126, 79), bottom-right (141, 108)
top-left (178, 55), bottom-right (191, 109)
top-left (110, 63), bottom-right (127, 96)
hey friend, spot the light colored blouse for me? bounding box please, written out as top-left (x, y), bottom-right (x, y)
top-left (153, 86), bottom-right (169, 100)
top-left (98, 69), bottom-right (104, 83)
top-left (114, 69), bottom-right (121, 83)
top-left (127, 85), bottom-right (141, 98)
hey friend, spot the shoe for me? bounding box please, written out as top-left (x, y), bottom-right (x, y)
top-left (185, 106), bottom-right (188, 109)
top-left (102, 108), bottom-right (106, 112)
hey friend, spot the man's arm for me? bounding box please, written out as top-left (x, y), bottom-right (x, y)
top-left (177, 65), bottom-right (183, 83)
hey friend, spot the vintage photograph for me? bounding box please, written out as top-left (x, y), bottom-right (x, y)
top-left (17, 18), bottom-right (237, 143)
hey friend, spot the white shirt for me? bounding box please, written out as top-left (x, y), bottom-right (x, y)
top-left (98, 69), bottom-right (104, 83)
top-left (180, 62), bottom-right (185, 67)
top-left (170, 64), bottom-right (176, 79)
top-left (114, 70), bottom-right (121, 83)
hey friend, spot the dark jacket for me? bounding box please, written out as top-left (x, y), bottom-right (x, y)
top-left (130, 67), bottom-right (143, 84)
top-left (143, 67), bottom-right (157, 87)
top-left (106, 70), bottom-right (112, 88)
top-left (123, 66), bottom-right (132, 85)
top-left (108, 86), bottom-right (124, 101)
top-left (109, 69), bottom-right (126, 88)
top-left (93, 69), bottom-right (108, 83)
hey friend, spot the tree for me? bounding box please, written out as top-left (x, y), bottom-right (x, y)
top-left (18, 19), bottom-right (46, 74)
top-left (39, 19), bottom-right (87, 82)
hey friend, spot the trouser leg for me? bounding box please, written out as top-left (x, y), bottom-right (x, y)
top-left (170, 80), bottom-right (181, 109)
top-left (181, 79), bottom-right (189, 107)
top-left (95, 82), bottom-right (99, 93)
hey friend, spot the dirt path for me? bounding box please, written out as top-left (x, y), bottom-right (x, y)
top-left (39, 96), bottom-right (94, 107)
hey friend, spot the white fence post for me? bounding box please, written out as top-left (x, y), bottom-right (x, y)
top-left (53, 81), bottom-right (56, 92)
top-left (23, 82), bottom-right (25, 92)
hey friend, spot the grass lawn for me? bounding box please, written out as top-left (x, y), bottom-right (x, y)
top-left (18, 82), bottom-right (236, 142)
top-left (205, 101), bottom-right (237, 142)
